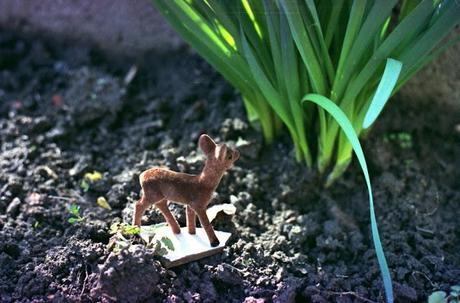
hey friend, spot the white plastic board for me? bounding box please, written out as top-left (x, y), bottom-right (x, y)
top-left (140, 225), bottom-right (231, 268)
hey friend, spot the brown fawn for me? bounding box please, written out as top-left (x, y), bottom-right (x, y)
top-left (133, 134), bottom-right (240, 247)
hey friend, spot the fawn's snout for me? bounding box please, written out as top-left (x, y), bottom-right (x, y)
top-left (199, 134), bottom-right (240, 170)
top-left (227, 148), bottom-right (240, 167)
top-left (215, 144), bottom-right (240, 168)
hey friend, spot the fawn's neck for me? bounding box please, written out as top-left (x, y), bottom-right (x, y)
top-left (199, 162), bottom-right (225, 191)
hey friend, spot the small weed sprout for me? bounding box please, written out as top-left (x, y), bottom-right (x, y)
top-left (109, 222), bottom-right (140, 236)
top-left (139, 223), bottom-right (175, 256)
top-left (428, 285), bottom-right (460, 303)
top-left (108, 222), bottom-right (141, 253)
top-left (68, 204), bottom-right (85, 224)
top-left (451, 286), bottom-right (460, 303)
top-left (385, 132), bottom-right (413, 149)
top-left (429, 291), bottom-right (448, 303)
top-left (80, 171), bottom-right (103, 192)
top-left (108, 222), bottom-right (174, 256)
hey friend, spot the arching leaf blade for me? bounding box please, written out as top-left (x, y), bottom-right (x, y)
top-left (363, 59), bottom-right (402, 129)
top-left (301, 93), bottom-right (394, 303)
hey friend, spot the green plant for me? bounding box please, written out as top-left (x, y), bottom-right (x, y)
top-left (80, 171), bottom-right (103, 192)
top-left (108, 222), bottom-right (175, 256)
top-left (452, 286), bottom-right (460, 303)
top-left (429, 291), bottom-right (447, 303)
top-left (428, 285), bottom-right (460, 303)
top-left (68, 204), bottom-right (85, 224)
top-left (152, 0), bottom-right (459, 184)
top-left (109, 222), bottom-right (141, 236)
top-left (385, 132), bottom-right (413, 149)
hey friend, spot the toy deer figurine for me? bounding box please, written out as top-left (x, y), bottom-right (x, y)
top-left (133, 134), bottom-right (240, 247)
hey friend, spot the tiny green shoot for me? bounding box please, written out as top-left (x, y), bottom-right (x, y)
top-left (386, 132), bottom-right (413, 149)
top-left (451, 285), bottom-right (460, 303)
top-left (108, 222), bottom-right (174, 256)
top-left (160, 237), bottom-right (174, 251)
top-left (68, 204), bottom-right (85, 224)
top-left (80, 171), bottom-right (103, 192)
top-left (109, 222), bottom-right (140, 236)
top-left (428, 285), bottom-right (460, 303)
top-left (428, 291), bottom-right (447, 303)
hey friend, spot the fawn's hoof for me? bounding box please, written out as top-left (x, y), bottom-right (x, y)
top-left (188, 230), bottom-right (196, 235)
top-left (170, 226), bottom-right (181, 234)
top-left (210, 239), bottom-right (220, 247)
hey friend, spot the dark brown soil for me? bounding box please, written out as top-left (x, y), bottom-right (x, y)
top-left (0, 31), bottom-right (459, 303)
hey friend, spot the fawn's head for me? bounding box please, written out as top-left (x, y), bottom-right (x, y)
top-left (199, 134), bottom-right (240, 170)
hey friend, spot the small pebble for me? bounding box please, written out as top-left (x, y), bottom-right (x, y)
top-left (6, 197), bottom-right (21, 216)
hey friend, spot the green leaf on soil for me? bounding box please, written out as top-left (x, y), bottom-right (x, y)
top-left (428, 291), bottom-right (447, 303)
top-left (68, 204), bottom-right (80, 216)
top-left (68, 204), bottom-right (85, 224)
top-left (81, 171), bottom-right (103, 192)
top-left (362, 58), bottom-right (402, 129)
top-left (160, 237), bottom-right (175, 251)
top-left (109, 222), bottom-right (140, 235)
top-left (139, 223), bottom-right (168, 244)
top-left (122, 224), bottom-right (140, 235)
top-left (109, 223), bottom-right (119, 235)
top-left (451, 285), bottom-right (460, 292)
top-left (84, 171), bottom-right (102, 182)
top-left (80, 179), bottom-right (90, 192)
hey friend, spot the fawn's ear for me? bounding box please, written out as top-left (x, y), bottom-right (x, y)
top-left (199, 134), bottom-right (216, 155)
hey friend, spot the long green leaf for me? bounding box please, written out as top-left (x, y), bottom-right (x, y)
top-left (301, 93), bottom-right (393, 303)
top-left (304, 0), bottom-right (335, 83)
top-left (342, 0), bottom-right (434, 111)
top-left (324, 0), bottom-right (345, 48)
top-left (263, 0), bottom-right (284, 94)
top-left (396, 30), bottom-right (460, 90)
top-left (334, 0), bottom-right (398, 102)
top-left (399, 0), bottom-right (460, 79)
top-left (280, 11), bottom-right (312, 164)
top-left (153, 0), bottom-right (278, 143)
top-left (240, 29), bottom-right (299, 145)
top-left (279, 0), bottom-right (328, 95)
top-left (362, 59), bottom-right (402, 129)
top-left (328, 58), bottom-right (403, 185)
top-left (320, 0), bottom-right (367, 172)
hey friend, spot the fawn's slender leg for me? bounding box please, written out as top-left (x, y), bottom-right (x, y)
top-left (186, 205), bottom-right (196, 234)
top-left (133, 196), bottom-right (150, 226)
top-left (194, 207), bottom-right (219, 247)
top-left (156, 199), bottom-right (181, 234)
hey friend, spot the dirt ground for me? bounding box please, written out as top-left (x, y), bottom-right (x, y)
top-left (0, 31), bottom-right (459, 303)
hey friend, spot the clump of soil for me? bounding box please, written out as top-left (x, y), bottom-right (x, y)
top-left (0, 31), bottom-right (459, 303)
